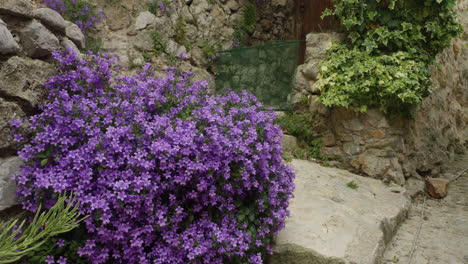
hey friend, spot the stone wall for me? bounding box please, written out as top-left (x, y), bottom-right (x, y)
top-left (0, 0), bottom-right (88, 211)
top-left (294, 0), bottom-right (468, 184)
top-left (91, 0), bottom-right (296, 78)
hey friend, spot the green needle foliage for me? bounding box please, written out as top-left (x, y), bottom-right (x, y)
top-left (0, 194), bottom-right (88, 264)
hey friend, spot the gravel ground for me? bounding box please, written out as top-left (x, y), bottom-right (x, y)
top-left (383, 154), bottom-right (468, 264)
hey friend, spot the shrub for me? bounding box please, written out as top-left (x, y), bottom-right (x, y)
top-left (316, 43), bottom-right (432, 118)
top-left (318, 0), bottom-right (462, 118)
top-left (13, 50), bottom-right (295, 264)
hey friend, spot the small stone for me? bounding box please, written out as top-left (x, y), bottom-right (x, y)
top-left (65, 21), bottom-right (85, 49)
top-left (0, 56), bottom-right (55, 109)
top-left (282, 135), bottom-right (299, 153)
top-left (369, 129), bottom-right (386, 138)
top-left (133, 31), bottom-right (154, 52)
top-left (0, 18), bottom-right (20, 54)
top-left (404, 178), bottom-right (425, 199)
top-left (0, 0), bottom-right (34, 17)
top-left (227, 0), bottom-right (240, 11)
top-left (61, 37), bottom-right (80, 54)
top-left (0, 156), bottom-right (22, 211)
top-left (425, 178), bottom-right (449, 199)
top-left (20, 20), bottom-right (61, 58)
top-left (104, 6), bottom-right (131, 31)
top-left (33, 8), bottom-right (67, 34)
top-left (0, 98), bottom-right (25, 150)
top-left (302, 61), bottom-right (320, 81)
top-left (135, 11), bottom-right (156, 30)
top-left (328, 160), bottom-right (343, 168)
top-left (127, 30), bottom-right (138, 36)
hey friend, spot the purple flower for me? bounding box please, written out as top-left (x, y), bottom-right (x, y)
top-left (45, 256), bottom-right (55, 264)
top-left (178, 52), bottom-right (189, 59)
top-left (14, 49), bottom-right (295, 264)
top-left (56, 239), bottom-right (66, 247)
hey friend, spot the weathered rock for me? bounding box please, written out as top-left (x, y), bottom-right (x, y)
top-left (404, 178), bottom-right (425, 199)
top-left (135, 11), bottom-right (156, 30)
top-left (0, 18), bottom-right (20, 54)
top-left (0, 0), bottom-right (34, 17)
top-left (20, 20), bottom-right (61, 58)
top-left (0, 98), bottom-right (25, 151)
top-left (32, 8), bottom-right (67, 34)
top-left (0, 156), bottom-right (22, 211)
top-left (0, 56), bottom-right (55, 109)
top-left (133, 30), bottom-right (155, 52)
top-left (226, 0), bottom-right (240, 11)
top-left (103, 5), bottom-right (131, 31)
top-left (272, 160), bottom-right (410, 264)
top-left (425, 178), bottom-right (449, 199)
top-left (61, 37), bottom-right (80, 54)
top-left (65, 21), bottom-right (85, 49)
top-left (282, 135), bottom-right (299, 153)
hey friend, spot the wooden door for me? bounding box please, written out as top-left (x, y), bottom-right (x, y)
top-left (296, 0), bottom-right (337, 63)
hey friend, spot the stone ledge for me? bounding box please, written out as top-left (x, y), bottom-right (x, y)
top-left (271, 159), bottom-right (410, 264)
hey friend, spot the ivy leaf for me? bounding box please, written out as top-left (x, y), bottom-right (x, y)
top-left (348, 32), bottom-right (360, 43)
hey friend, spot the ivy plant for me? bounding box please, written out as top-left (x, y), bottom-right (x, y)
top-left (318, 0), bottom-right (462, 118)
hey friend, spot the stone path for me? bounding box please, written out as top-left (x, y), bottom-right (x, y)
top-left (383, 154), bottom-right (468, 264)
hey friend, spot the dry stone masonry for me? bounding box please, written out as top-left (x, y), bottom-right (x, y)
top-left (92, 0), bottom-right (296, 75)
top-left (293, 0), bottom-right (468, 184)
top-left (0, 0), bottom-right (85, 211)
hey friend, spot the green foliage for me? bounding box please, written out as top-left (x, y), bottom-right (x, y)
top-left (276, 112), bottom-right (328, 161)
top-left (319, 0), bottom-right (463, 118)
top-left (316, 43), bottom-right (432, 118)
top-left (233, 3), bottom-right (257, 45)
top-left (174, 17), bottom-right (187, 46)
top-left (147, 0), bottom-right (159, 15)
top-left (151, 31), bottom-right (167, 56)
top-left (84, 35), bottom-right (103, 54)
top-left (201, 40), bottom-right (222, 59)
top-left (25, 226), bottom-right (88, 264)
top-left (0, 194), bottom-right (87, 264)
top-left (346, 180), bottom-right (359, 190)
top-left (277, 112), bottom-right (316, 143)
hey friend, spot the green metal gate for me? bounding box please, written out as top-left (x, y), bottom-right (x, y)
top-left (214, 40), bottom-right (301, 109)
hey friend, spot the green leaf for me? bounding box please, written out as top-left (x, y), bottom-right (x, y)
top-left (40, 159), bottom-right (48, 167)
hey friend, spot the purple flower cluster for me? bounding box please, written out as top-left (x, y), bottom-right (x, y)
top-left (43, 0), bottom-right (103, 33)
top-left (14, 49), bottom-right (295, 264)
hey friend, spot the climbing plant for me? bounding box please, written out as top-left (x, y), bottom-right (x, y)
top-left (317, 0), bottom-right (462, 118)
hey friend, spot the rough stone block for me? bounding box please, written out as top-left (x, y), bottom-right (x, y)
top-left (0, 56), bottom-right (55, 109)
top-left (0, 18), bottom-right (20, 54)
top-left (65, 21), bottom-right (85, 49)
top-left (425, 178), bottom-right (449, 199)
top-left (33, 8), bottom-right (67, 34)
top-left (20, 19), bottom-right (61, 58)
top-left (0, 156), bottom-right (22, 211)
top-left (271, 160), bottom-right (410, 264)
top-left (282, 135), bottom-right (299, 153)
top-left (0, 98), bottom-right (25, 151)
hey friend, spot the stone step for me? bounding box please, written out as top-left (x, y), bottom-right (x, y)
top-left (271, 159), bottom-right (410, 264)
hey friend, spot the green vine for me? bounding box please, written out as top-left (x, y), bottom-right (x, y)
top-left (318, 0), bottom-right (462, 118)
